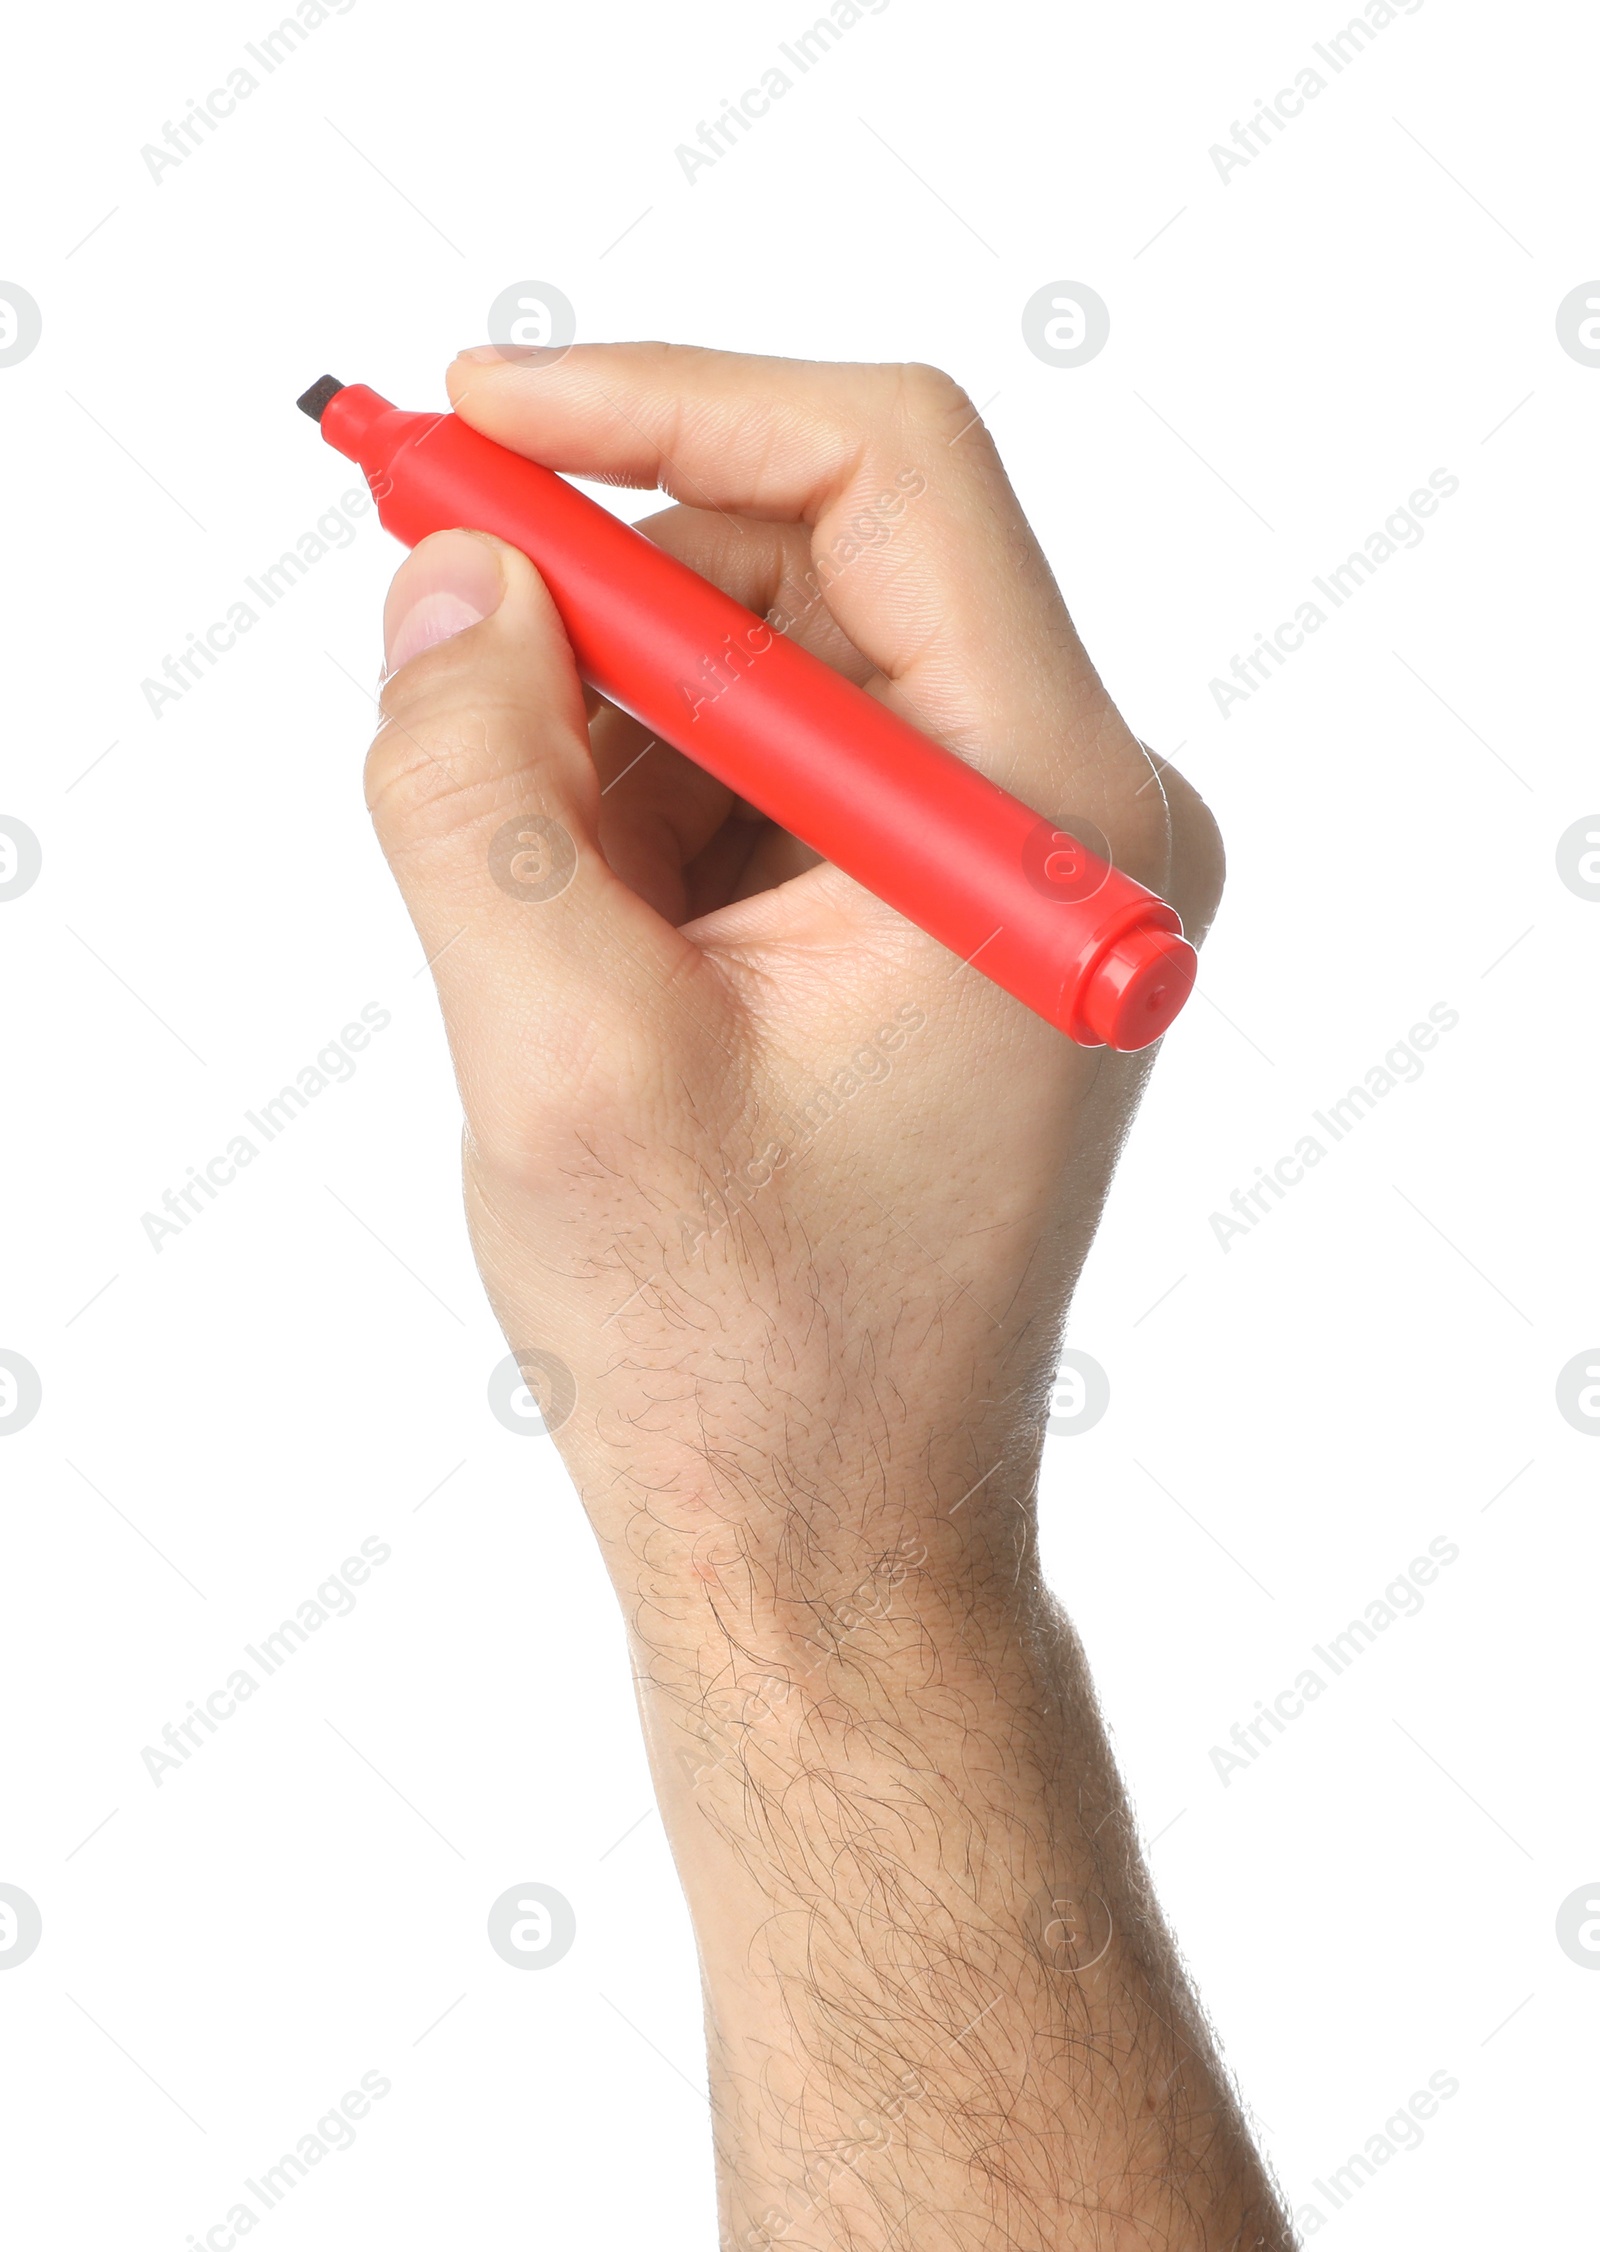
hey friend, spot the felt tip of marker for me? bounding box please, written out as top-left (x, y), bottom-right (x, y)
top-left (296, 374), bottom-right (345, 423)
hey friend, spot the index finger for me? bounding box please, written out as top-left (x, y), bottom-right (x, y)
top-left (443, 342), bottom-right (1136, 811)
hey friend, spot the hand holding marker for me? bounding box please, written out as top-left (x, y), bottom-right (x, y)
top-left (300, 376), bottom-right (1196, 1050)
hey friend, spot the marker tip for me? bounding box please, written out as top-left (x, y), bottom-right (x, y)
top-left (296, 374), bottom-right (344, 423)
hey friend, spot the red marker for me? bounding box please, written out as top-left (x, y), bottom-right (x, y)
top-left (299, 376), bottom-right (1196, 1051)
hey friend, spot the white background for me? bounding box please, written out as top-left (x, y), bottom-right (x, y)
top-left (2, 0), bottom-right (1594, 2243)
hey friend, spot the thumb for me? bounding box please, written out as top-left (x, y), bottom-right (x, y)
top-left (366, 529), bottom-right (695, 1151)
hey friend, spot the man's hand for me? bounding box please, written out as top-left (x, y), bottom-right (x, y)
top-left (366, 343), bottom-right (1284, 2249)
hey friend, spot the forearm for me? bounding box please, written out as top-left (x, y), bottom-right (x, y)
top-left (618, 1488), bottom-right (1290, 2251)
top-left (467, 1100), bottom-right (1282, 2244)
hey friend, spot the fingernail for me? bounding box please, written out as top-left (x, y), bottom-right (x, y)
top-left (452, 343), bottom-right (570, 370)
top-left (383, 530), bottom-right (504, 675)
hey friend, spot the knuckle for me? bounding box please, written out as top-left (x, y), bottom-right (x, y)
top-left (463, 1021), bottom-right (616, 1186)
top-left (888, 361), bottom-right (979, 443)
top-left (1168, 780), bottom-right (1227, 940)
top-left (363, 691), bottom-right (531, 848)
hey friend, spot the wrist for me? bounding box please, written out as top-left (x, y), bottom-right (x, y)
top-left (564, 1435), bottom-right (1050, 1688)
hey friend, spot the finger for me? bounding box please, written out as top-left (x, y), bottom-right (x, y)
top-left (587, 697), bottom-right (822, 922)
top-left (1140, 753), bottom-right (1227, 946)
top-left (586, 507), bottom-right (869, 917)
top-left (632, 505), bottom-right (878, 685)
top-left (444, 344), bottom-right (1141, 820)
top-left (367, 528), bottom-right (707, 1144)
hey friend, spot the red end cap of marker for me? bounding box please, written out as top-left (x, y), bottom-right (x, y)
top-left (1079, 928), bottom-right (1198, 1051)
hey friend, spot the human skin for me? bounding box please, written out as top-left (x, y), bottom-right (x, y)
top-left (365, 342), bottom-right (1290, 2249)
